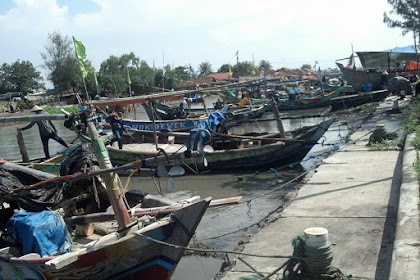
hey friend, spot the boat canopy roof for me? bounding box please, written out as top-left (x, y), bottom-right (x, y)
top-left (357, 45), bottom-right (420, 68)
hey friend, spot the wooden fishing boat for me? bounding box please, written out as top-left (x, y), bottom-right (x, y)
top-left (141, 100), bottom-right (205, 121)
top-left (107, 119), bottom-right (334, 172)
top-left (0, 197), bottom-right (211, 280)
top-left (223, 104), bottom-right (267, 122)
top-left (276, 90), bottom-right (340, 111)
top-left (327, 89), bottom-right (389, 111)
top-left (0, 119), bottom-right (214, 279)
top-left (141, 99), bottom-right (267, 123)
top-left (119, 117), bottom-right (205, 132)
top-left (0, 156), bottom-right (211, 280)
top-left (336, 62), bottom-right (387, 92)
top-left (276, 88), bottom-right (388, 111)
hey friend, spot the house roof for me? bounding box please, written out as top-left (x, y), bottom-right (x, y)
top-left (206, 72), bottom-right (231, 81)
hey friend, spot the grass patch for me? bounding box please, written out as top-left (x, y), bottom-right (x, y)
top-left (367, 137), bottom-right (404, 151)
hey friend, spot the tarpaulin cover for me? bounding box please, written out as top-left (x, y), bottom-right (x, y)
top-left (409, 60), bottom-right (420, 70)
top-left (187, 107), bottom-right (227, 151)
top-left (6, 210), bottom-right (72, 256)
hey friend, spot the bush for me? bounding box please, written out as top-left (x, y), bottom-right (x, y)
top-left (16, 99), bottom-right (35, 110)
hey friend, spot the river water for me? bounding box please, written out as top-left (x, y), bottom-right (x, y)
top-left (0, 97), bottom-right (348, 279)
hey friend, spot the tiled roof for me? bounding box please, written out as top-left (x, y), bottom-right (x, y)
top-left (206, 72), bottom-right (231, 81)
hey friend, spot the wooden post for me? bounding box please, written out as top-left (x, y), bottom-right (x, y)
top-left (86, 121), bottom-right (130, 228)
top-left (150, 105), bottom-right (159, 150)
top-left (17, 128), bottom-right (30, 163)
top-left (270, 96), bottom-right (285, 137)
top-left (187, 99), bottom-right (192, 113)
top-left (201, 95), bottom-right (209, 116)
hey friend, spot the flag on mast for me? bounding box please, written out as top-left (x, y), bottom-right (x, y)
top-left (93, 70), bottom-right (98, 87)
top-left (72, 36), bottom-right (88, 79)
top-left (228, 64), bottom-right (232, 76)
top-left (127, 68), bottom-right (132, 85)
top-left (189, 64), bottom-right (194, 79)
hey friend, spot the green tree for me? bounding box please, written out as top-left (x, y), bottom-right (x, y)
top-left (131, 61), bottom-right (155, 94)
top-left (198, 62), bottom-right (212, 77)
top-left (218, 64), bottom-right (231, 72)
top-left (173, 66), bottom-right (190, 81)
top-left (99, 52), bottom-right (156, 96)
top-left (301, 64), bottom-right (312, 70)
top-left (383, 0), bottom-right (420, 44)
top-left (258, 60), bottom-right (272, 71)
top-left (99, 55), bottom-right (125, 96)
top-left (232, 61), bottom-right (256, 77)
top-left (41, 32), bottom-right (81, 91)
top-left (0, 60), bottom-right (44, 94)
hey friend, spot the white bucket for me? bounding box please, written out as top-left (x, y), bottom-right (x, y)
top-left (304, 227), bottom-right (329, 248)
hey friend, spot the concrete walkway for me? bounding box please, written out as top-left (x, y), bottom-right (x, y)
top-left (221, 97), bottom-right (420, 280)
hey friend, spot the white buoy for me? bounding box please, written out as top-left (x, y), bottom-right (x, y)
top-left (304, 227), bottom-right (329, 248)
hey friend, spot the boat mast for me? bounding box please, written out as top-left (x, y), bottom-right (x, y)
top-left (86, 119), bottom-right (130, 228)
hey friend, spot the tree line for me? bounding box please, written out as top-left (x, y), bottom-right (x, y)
top-left (0, 32), bottom-right (274, 98)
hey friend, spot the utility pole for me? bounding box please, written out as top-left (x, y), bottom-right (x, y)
top-left (162, 51), bottom-right (165, 93)
top-left (236, 50), bottom-right (239, 83)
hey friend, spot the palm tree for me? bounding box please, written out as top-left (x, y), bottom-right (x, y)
top-left (198, 62), bottom-right (212, 77)
top-left (258, 60), bottom-right (272, 71)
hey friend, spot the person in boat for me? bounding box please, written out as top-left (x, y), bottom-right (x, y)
top-left (214, 98), bottom-right (224, 109)
top-left (180, 98), bottom-right (188, 114)
top-left (106, 111), bottom-right (127, 149)
top-left (18, 105), bottom-right (69, 159)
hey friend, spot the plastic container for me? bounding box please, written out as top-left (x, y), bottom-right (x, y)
top-left (304, 227), bottom-right (329, 248)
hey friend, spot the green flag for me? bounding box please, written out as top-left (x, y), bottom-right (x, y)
top-left (72, 36), bottom-right (86, 60)
top-left (73, 36), bottom-right (88, 79)
top-left (77, 59), bottom-right (88, 79)
top-left (93, 70), bottom-right (98, 87)
top-left (127, 68), bottom-right (131, 85)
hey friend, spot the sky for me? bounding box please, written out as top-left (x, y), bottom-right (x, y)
top-left (0, 0), bottom-right (414, 88)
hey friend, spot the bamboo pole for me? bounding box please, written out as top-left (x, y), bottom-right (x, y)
top-left (213, 132), bottom-right (302, 142)
top-left (86, 120), bottom-right (130, 228)
top-left (64, 196), bottom-right (242, 226)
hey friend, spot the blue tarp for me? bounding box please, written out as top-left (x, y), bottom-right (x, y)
top-left (6, 210), bottom-right (72, 256)
top-left (382, 45), bottom-right (418, 53)
top-left (187, 107), bottom-right (228, 151)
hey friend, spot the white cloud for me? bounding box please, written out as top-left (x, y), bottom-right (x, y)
top-left (0, 0), bottom-right (414, 86)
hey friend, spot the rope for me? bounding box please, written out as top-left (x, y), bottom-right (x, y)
top-left (197, 104), bottom-right (393, 244)
top-left (198, 149), bottom-right (337, 241)
top-left (134, 232), bottom-right (294, 259)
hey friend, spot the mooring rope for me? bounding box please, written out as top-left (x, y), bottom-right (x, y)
top-left (135, 232), bottom-right (294, 259)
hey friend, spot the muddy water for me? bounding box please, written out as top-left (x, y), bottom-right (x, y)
top-left (0, 98), bottom-right (348, 280)
top-left (0, 119), bottom-right (80, 160)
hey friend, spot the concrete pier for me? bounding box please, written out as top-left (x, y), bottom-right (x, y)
top-left (220, 96), bottom-right (419, 279)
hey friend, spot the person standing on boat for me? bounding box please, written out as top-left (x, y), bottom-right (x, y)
top-left (18, 105), bottom-right (69, 159)
top-left (107, 111), bottom-right (127, 149)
